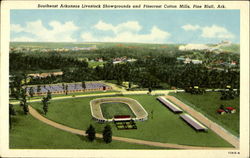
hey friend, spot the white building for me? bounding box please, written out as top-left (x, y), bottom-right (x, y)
top-left (191, 59), bottom-right (203, 64)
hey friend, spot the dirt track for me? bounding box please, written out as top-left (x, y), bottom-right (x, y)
top-left (28, 106), bottom-right (236, 149)
top-left (165, 95), bottom-right (239, 149)
top-left (90, 97), bottom-right (148, 121)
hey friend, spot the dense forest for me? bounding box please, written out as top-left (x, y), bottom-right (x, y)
top-left (9, 52), bottom-right (88, 72)
top-left (9, 47), bottom-right (240, 91)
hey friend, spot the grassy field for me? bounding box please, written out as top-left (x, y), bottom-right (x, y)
top-left (28, 94), bottom-right (233, 148)
top-left (170, 92), bottom-right (239, 136)
top-left (101, 102), bottom-right (136, 119)
top-left (88, 61), bottom-right (105, 68)
top-left (9, 105), bottom-right (165, 149)
top-left (219, 44), bottom-right (240, 54)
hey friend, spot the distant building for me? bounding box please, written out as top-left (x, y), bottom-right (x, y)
top-left (28, 72), bottom-right (63, 78)
top-left (113, 61), bottom-right (123, 64)
top-left (177, 57), bottom-right (185, 61)
top-left (230, 61), bottom-right (237, 66)
top-left (96, 58), bottom-right (103, 62)
top-left (183, 58), bottom-right (191, 64)
top-left (179, 57), bottom-right (202, 64)
top-left (127, 59), bottom-right (137, 62)
top-left (191, 59), bottom-right (202, 64)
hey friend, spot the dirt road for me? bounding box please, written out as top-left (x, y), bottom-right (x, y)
top-left (165, 95), bottom-right (239, 149)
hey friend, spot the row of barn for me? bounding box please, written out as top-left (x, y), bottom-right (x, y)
top-left (157, 96), bottom-right (207, 131)
top-left (24, 82), bottom-right (112, 95)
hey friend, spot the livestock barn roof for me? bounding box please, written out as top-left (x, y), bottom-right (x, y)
top-left (180, 114), bottom-right (207, 131)
top-left (157, 96), bottom-right (183, 113)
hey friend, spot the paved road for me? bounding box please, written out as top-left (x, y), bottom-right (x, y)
top-left (165, 95), bottom-right (239, 149)
top-left (28, 106), bottom-right (235, 150)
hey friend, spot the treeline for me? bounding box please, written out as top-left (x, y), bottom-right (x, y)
top-left (10, 53), bottom-right (88, 72)
top-left (89, 46), bottom-right (178, 60)
top-left (10, 46), bottom-right (179, 61)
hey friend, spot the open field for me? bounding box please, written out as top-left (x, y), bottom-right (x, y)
top-left (219, 44), bottom-right (240, 54)
top-left (27, 94), bottom-right (232, 148)
top-left (10, 105), bottom-right (166, 149)
top-left (88, 61), bottom-right (105, 68)
top-left (170, 92), bottom-right (239, 136)
top-left (101, 102), bottom-right (136, 119)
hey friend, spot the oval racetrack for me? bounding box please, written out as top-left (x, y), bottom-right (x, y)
top-left (90, 97), bottom-right (148, 122)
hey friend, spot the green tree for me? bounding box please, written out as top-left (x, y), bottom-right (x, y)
top-left (65, 84), bottom-right (68, 95)
top-left (47, 90), bottom-right (52, 100)
top-left (103, 124), bottom-right (112, 143)
top-left (85, 124), bottom-right (96, 141)
top-left (42, 97), bottom-right (49, 115)
top-left (20, 88), bottom-right (29, 115)
top-left (151, 110), bottom-right (154, 119)
top-left (37, 85), bottom-right (41, 93)
top-left (9, 104), bottom-right (16, 129)
top-left (10, 75), bottom-right (23, 100)
top-left (128, 82), bottom-right (132, 89)
top-left (81, 81), bottom-right (86, 89)
top-left (28, 87), bottom-right (35, 98)
top-left (22, 73), bottom-right (28, 85)
top-left (220, 88), bottom-right (235, 100)
top-left (148, 87), bottom-right (152, 94)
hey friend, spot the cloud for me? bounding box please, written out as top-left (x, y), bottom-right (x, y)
top-left (10, 24), bottom-right (24, 33)
top-left (81, 32), bottom-right (96, 41)
top-left (201, 25), bottom-right (234, 39)
top-left (82, 21), bottom-right (170, 43)
top-left (182, 24), bottom-right (234, 39)
top-left (10, 20), bottom-right (79, 42)
top-left (11, 36), bottom-right (36, 42)
top-left (94, 20), bottom-right (142, 33)
top-left (182, 24), bottom-right (200, 31)
top-left (93, 20), bottom-right (115, 31)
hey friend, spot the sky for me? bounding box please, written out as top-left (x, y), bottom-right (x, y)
top-left (10, 10), bottom-right (240, 44)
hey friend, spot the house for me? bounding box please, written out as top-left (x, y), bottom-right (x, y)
top-left (217, 109), bottom-right (226, 115)
top-left (28, 71), bottom-right (63, 78)
top-left (191, 59), bottom-right (202, 64)
top-left (226, 107), bottom-right (236, 113)
top-left (184, 58), bottom-right (191, 64)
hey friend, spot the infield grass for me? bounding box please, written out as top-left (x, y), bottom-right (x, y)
top-left (101, 102), bottom-right (136, 119)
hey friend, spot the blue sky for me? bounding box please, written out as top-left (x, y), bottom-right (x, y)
top-left (10, 10), bottom-right (240, 44)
